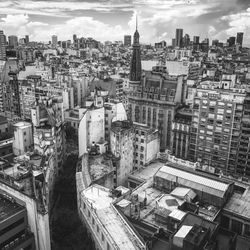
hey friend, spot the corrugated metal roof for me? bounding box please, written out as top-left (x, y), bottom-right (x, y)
top-left (155, 165), bottom-right (229, 198)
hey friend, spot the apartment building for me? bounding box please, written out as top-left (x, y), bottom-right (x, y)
top-left (188, 81), bottom-right (247, 176)
top-left (0, 192), bottom-right (35, 250)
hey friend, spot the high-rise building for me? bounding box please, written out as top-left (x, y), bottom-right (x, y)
top-left (236, 32), bottom-right (244, 46)
top-left (193, 36), bottom-right (200, 44)
top-left (0, 30), bottom-right (6, 60)
top-left (227, 36), bottom-right (235, 47)
top-left (172, 38), bottom-right (176, 47)
top-left (175, 28), bottom-right (183, 47)
top-left (183, 34), bottom-right (190, 47)
top-left (188, 79), bottom-right (250, 177)
top-left (8, 35), bottom-right (18, 48)
top-left (25, 35), bottom-right (29, 44)
top-left (124, 35), bottom-right (132, 46)
top-left (128, 26), bottom-right (186, 150)
top-left (52, 35), bottom-right (58, 48)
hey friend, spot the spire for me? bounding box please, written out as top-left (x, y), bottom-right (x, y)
top-left (133, 15), bottom-right (140, 45)
top-left (136, 14), bottom-right (138, 31)
top-left (129, 15), bottom-right (141, 82)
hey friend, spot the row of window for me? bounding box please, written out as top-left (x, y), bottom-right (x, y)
top-left (82, 202), bottom-right (111, 250)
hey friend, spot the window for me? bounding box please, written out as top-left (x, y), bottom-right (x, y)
top-left (97, 225), bottom-right (100, 233)
top-left (141, 139), bottom-right (144, 143)
top-left (107, 243), bottom-right (110, 250)
top-left (23, 131), bottom-right (26, 136)
top-left (88, 210), bottom-right (90, 217)
top-left (92, 217), bottom-right (95, 225)
top-left (83, 202), bottom-right (86, 209)
top-left (102, 233), bottom-right (104, 242)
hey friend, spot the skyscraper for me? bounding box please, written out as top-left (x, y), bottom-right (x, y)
top-left (8, 35), bottom-right (18, 48)
top-left (124, 35), bottom-right (132, 47)
top-left (236, 32), bottom-right (244, 46)
top-left (183, 34), bottom-right (190, 47)
top-left (25, 35), bottom-right (29, 44)
top-left (0, 30), bottom-right (6, 60)
top-left (193, 36), bottom-right (200, 44)
top-left (227, 36), bottom-right (236, 47)
top-left (52, 35), bottom-right (58, 48)
top-left (175, 28), bottom-right (183, 47)
top-left (172, 38), bottom-right (176, 47)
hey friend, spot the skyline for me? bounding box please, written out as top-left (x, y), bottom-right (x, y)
top-left (0, 0), bottom-right (249, 45)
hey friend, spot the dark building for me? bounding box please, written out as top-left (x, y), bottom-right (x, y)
top-left (124, 35), bottom-right (132, 47)
top-left (175, 29), bottom-right (183, 48)
top-left (183, 34), bottom-right (190, 47)
top-left (212, 39), bottom-right (219, 46)
top-left (8, 36), bottom-right (18, 49)
top-left (236, 32), bottom-right (244, 47)
top-left (227, 36), bottom-right (236, 47)
top-left (192, 36), bottom-right (200, 51)
top-left (155, 40), bottom-right (166, 49)
top-left (171, 108), bottom-right (192, 160)
top-left (25, 35), bottom-right (29, 44)
top-left (193, 36), bottom-right (200, 45)
top-left (172, 38), bottom-right (176, 47)
top-left (129, 27), bottom-right (141, 82)
top-left (0, 192), bottom-right (35, 250)
top-left (3, 71), bottom-right (21, 118)
top-left (200, 38), bottom-right (209, 52)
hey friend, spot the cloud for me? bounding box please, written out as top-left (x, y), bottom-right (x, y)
top-left (0, 0), bottom-right (249, 45)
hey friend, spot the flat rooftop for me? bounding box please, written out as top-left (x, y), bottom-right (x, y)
top-left (0, 193), bottom-right (25, 222)
top-left (13, 121), bottom-right (31, 128)
top-left (224, 189), bottom-right (250, 220)
top-left (129, 161), bottom-right (165, 183)
top-left (82, 184), bottom-right (145, 250)
top-left (89, 154), bottom-right (113, 181)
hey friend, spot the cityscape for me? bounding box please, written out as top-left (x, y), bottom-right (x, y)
top-left (0, 0), bottom-right (250, 250)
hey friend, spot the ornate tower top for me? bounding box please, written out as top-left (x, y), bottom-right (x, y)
top-left (129, 15), bottom-right (142, 82)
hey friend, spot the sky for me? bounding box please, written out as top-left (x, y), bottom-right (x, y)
top-left (0, 0), bottom-right (249, 45)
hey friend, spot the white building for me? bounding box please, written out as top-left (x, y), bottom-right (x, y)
top-left (12, 122), bottom-right (33, 156)
top-left (77, 184), bottom-right (146, 250)
top-left (104, 101), bottom-right (127, 141)
top-left (78, 107), bottom-right (105, 156)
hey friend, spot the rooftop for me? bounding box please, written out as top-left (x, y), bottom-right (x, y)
top-left (82, 184), bottom-right (145, 250)
top-left (129, 160), bottom-right (165, 183)
top-left (155, 164), bottom-right (231, 198)
top-left (111, 120), bottom-right (133, 133)
top-left (224, 188), bottom-right (250, 220)
top-left (0, 192), bottom-right (25, 222)
top-left (13, 121), bottom-right (32, 129)
top-left (88, 154), bottom-right (113, 181)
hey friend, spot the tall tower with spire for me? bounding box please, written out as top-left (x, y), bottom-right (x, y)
top-left (129, 16), bottom-right (142, 82)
